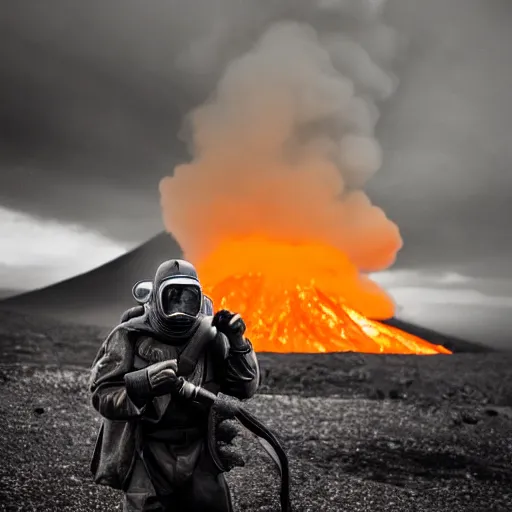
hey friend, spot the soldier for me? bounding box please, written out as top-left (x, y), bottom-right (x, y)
top-left (89, 259), bottom-right (260, 512)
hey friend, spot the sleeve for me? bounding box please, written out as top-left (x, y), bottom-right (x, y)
top-left (89, 327), bottom-right (153, 421)
top-left (214, 332), bottom-right (260, 400)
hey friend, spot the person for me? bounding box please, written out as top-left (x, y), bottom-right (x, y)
top-left (89, 259), bottom-right (260, 512)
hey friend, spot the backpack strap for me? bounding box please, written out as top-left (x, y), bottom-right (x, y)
top-left (177, 316), bottom-right (216, 378)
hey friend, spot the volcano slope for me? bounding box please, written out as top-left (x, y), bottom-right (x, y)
top-left (0, 308), bottom-right (511, 512)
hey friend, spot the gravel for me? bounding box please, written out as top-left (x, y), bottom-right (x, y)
top-left (1, 364), bottom-right (512, 512)
top-left (1, 309), bottom-right (511, 511)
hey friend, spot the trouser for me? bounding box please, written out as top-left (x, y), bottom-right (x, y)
top-left (123, 455), bottom-right (233, 512)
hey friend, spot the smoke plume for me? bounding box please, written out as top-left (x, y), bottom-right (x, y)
top-left (160, 0), bottom-right (402, 274)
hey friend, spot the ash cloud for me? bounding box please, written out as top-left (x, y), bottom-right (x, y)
top-left (161, 1), bottom-right (403, 272)
top-left (2, 0), bottom-right (511, 284)
top-left (0, 0), bottom-right (400, 245)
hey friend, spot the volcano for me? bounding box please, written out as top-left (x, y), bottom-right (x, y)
top-left (1, 232), bottom-right (181, 327)
top-left (0, 232), bottom-right (485, 353)
top-left (196, 237), bottom-right (452, 354)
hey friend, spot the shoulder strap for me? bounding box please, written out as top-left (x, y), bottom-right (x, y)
top-left (177, 316), bottom-right (216, 377)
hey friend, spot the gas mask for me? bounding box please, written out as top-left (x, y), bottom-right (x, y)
top-left (133, 259), bottom-right (212, 341)
top-left (157, 278), bottom-right (202, 321)
top-left (152, 276), bottom-right (203, 339)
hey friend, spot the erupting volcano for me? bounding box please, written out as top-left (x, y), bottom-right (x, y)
top-left (160, 22), bottom-right (451, 355)
top-left (196, 238), bottom-right (450, 354)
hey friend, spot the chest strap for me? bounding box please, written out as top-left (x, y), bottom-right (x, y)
top-left (177, 316), bottom-right (216, 378)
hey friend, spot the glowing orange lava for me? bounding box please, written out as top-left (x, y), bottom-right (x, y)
top-left (198, 238), bottom-right (451, 355)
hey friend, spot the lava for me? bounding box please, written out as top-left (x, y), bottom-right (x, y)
top-left (198, 238), bottom-right (451, 355)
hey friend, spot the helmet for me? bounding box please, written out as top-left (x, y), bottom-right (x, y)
top-left (149, 259), bottom-right (204, 340)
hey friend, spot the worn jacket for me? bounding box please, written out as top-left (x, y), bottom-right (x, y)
top-left (89, 314), bottom-right (260, 490)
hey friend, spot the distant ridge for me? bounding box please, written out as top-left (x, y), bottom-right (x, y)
top-left (0, 289), bottom-right (22, 300)
top-left (1, 232), bottom-right (182, 327)
top-left (0, 232), bottom-right (489, 353)
top-left (380, 317), bottom-right (489, 353)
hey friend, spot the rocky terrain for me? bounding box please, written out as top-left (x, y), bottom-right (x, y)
top-left (1, 308), bottom-right (511, 511)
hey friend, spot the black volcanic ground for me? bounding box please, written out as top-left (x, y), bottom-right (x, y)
top-left (0, 232), bottom-right (506, 510)
top-left (1, 309), bottom-right (512, 511)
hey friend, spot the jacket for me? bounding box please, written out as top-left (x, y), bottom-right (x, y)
top-left (89, 314), bottom-right (259, 490)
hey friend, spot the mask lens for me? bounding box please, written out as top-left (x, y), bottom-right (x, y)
top-left (161, 285), bottom-right (201, 316)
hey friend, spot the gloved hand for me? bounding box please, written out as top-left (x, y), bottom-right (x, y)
top-left (147, 359), bottom-right (178, 397)
top-left (124, 359), bottom-right (179, 409)
top-left (216, 419), bottom-right (245, 471)
top-left (212, 310), bottom-right (249, 351)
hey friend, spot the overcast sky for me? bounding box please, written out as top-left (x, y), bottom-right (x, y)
top-left (0, 0), bottom-right (511, 322)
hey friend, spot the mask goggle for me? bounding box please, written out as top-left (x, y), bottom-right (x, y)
top-left (157, 277), bottom-right (202, 318)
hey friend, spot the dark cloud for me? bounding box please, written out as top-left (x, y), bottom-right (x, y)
top-left (369, 0), bottom-right (512, 275)
top-left (0, 0), bottom-right (210, 241)
top-left (0, 0), bottom-right (511, 277)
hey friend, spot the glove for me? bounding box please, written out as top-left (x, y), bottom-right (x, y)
top-left (212, 310), bottom-right (246, 337)
top-left (125, 359), bottom-right (178, 409)
top-left (216, 419), bottom-right (245, 471)
top-left (212, 310), bottom-right (250, 351)
top-left (147, 359), bottom-right (178, 397)
top-left (210, 401), bottom-right (245, 472)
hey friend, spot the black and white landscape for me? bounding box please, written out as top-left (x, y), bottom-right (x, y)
top-left (0, 235), bottom-right (511, 511)
top-left (1, 310), bottom-right (511, 511)
top-left (1, 1), bottom-right (512, 510)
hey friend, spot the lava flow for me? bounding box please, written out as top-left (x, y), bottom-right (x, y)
top-left (198, 238), bottom-right (451, 355)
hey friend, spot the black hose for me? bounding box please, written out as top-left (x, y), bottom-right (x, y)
top-left (175, 377), bottom-right (292, 512)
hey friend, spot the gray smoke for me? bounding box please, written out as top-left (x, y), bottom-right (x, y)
top-left (0, 0), bottom-right (402, 247)
top-left (161, 0), bottom-right (404, 272)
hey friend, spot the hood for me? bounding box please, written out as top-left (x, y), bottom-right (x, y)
top-left (148, 259), bottom-right (204, 342)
